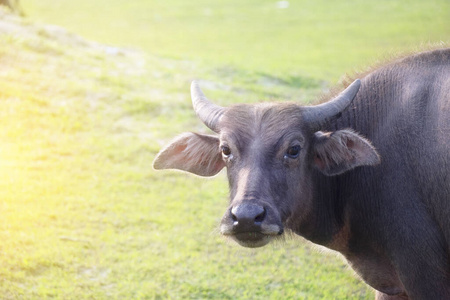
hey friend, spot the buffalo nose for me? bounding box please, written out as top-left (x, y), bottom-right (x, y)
top-left (231, 203), bottom-right (266, 226)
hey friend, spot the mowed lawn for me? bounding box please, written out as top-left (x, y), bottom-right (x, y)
top-left (1, 1), bottom-right (449, 299)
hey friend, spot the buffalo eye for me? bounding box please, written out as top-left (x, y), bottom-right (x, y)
top-left (221, 145), bottom-right (232, 157)
top-left (285, 145), bottom-right (301, 159)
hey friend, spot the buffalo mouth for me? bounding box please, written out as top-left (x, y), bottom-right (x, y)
top-left (220, 225), bottom-right (284, 248)
top-left (232, 232), bottom-right (274, 248)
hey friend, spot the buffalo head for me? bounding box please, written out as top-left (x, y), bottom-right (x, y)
top-left (153, 80), bottom-right (380, 248)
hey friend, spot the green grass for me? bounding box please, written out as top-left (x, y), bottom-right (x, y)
top-left (0, 1), bottom-right (448, 299)
top-left (25, 0), bottom-right (450, 81)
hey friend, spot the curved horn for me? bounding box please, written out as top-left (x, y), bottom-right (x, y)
top-left (191, 81), bottom-right (224, 133)
top-left (303, 79), bottom-right (361, 129)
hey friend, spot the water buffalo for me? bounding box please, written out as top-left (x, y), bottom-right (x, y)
top-left (153, 48), bottom-right (450, 299)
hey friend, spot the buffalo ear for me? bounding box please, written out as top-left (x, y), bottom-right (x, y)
top-left (312, 129), bottom-right (380, 176)
top-left (153, 132), bottom-right (225, 177)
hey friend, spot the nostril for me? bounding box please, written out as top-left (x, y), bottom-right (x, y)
top-left (231, 204), bottom-right (266, 226)
top-left (231, 211), bottom-right (238, 223)
top-left (254, 207), bottom-right (266, 224)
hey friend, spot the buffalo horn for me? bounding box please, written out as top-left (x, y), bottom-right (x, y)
top-left (191, 81), bottom-right (224, 133)
top-left (303, 79), bottom-right (361, 129)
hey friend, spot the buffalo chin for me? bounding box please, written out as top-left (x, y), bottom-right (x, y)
top-left (231, 232), bottom-right (274, 248)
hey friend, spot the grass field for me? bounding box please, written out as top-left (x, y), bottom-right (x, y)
top-left (26, 0), bottom-right (450, 82)
top-left (1, 1), bottom-right (449, 299)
